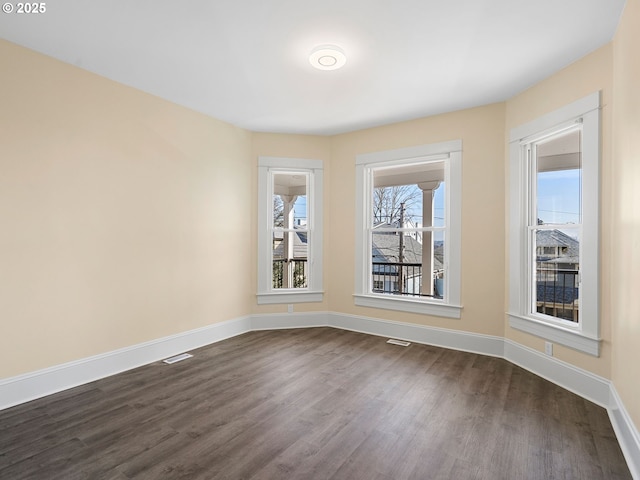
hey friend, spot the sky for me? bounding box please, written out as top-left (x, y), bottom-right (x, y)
top-left (291, 170), bottom-right (579, 228)
top-left (537, 169), bottom-right (581, 224)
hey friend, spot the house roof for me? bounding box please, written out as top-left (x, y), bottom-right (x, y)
top-left (273, 231), bottom-right (308, 259)
top-left (372, 232), bottom-right (443, 271)
top-left (536, 229), bottom-right (580, 262)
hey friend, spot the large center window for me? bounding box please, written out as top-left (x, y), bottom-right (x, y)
top-left (354, 141), bottom-right (462, 318)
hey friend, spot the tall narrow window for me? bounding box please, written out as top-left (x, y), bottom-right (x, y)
top-left (354, 141), bottom-right (462, 318)
top-left (529, 128), bottom-right (582, 323)
top-left (508, 92), bottom-right (600, 356)
top-left (257, 157), bottom-right (323, 304)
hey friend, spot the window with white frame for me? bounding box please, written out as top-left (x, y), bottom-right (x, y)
top-left (257, 157), bottom-right (323, 304)
top-left (354, 141), bottom-right (462, 318)
top-left (508, 92), bottom-right (601, 356)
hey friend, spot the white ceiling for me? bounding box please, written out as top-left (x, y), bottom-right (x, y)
top-left (0, 0), bottom-right (625, 135)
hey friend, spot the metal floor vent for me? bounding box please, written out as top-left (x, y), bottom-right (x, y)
top-left (386, 339), bottom-right (411, 347)
top-left (162, 353), bottom-right (193, 364)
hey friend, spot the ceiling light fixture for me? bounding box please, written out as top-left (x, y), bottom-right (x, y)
top-left (309, 45), bottom-right (346, 71)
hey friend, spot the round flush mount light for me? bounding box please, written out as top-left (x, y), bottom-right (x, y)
top-left (309, 45), bottom-right (346, 71)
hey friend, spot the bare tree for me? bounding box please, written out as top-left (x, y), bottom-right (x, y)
top-left (273, 195), bottom-right (284, 227)
top-left (373, 185), bottom-right (422, 225)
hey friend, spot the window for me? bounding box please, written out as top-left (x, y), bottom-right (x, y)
top-left (257, 157), bottom-right (323, 304)
top-left (354, 141), bottom-right (462, 318)
top-left (508, 92), bottom-right (601, 356)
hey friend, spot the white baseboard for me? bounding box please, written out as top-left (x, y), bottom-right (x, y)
top-left (609, 385), bottom-right (640, 480)
top-left (503, 339), bottom-right (611, 408)
top-left (0, 316), bottom-right (252, 411)
top-left (250, 311), bottom-right (330, 331)
top-left (328, 312), bottom-right (505, 357)
top-left (1, 310), bottom-right (638, 479)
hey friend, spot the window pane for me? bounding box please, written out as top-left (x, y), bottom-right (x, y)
top-left (371, 232), bottom-right (420, 296)
top-left (273, 173), bottom-right (308, 228)
top-left (372, 184), bottom-right (423, 227)
top-left (370, 230), bottom-right (444, 298)
top-left (372, 160), bottom-right (444, 228)
top-left (534, 228), bottom-right (580, 322)
top-left (272, 231), bottom-right (308, 289)
top-left (536, 129), bottom-right (581, 225)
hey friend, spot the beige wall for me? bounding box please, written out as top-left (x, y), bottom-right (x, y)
top-left (0, 41), bottom-right (253, 378)
top-left (504, 45), bottom-right (614, 379)
top-left (612, 0), bottom-right (640, 432)
top-left (250, 105), bottom-right (506, 336)
top-left (328, 104), bottom-right (506, 336)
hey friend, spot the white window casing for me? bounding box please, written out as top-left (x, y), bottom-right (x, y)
top-left (508, 92), bottom-right (601, 356)
top-left (354, 140), bottom-right (463, 318)
top-left (257, 157), bottom-right (323, 304)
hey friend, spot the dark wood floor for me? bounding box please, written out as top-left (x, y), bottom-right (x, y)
top-left (0, 327), bottom-right (632, 479)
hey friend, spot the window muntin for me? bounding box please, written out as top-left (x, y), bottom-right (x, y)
top-left (354, 140), bottom-right (462, 319)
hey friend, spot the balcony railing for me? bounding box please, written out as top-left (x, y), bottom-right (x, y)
top-left (536, 263), bottom-right (579, 322)
top-left (273, 258), bottom-right (308, 288)
top-left (371, 262), bottom-right (443, 298)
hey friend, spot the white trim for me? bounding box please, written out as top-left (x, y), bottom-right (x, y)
top-left (509, 92), bottom-right (600, 142)
top-left (1, 312), bottom-right (637, 479)
top-left (508, 313), bottom-right (600, 356)
top-left (503, 338), bottom-right (609, 407)
top-left (609, 385), bottom-right (640, 480)
top-left (356, 139), bottom-right (462, 165)
top-left (328, 312), bottom-right (502, 356)
top-left (250, 311), bottom-right (329, 330)
top-left (0, 316), bottom-right (252, 411)
top-left (448, 150), bottom-right (462, 305)
top-left (257, 291), bottom-right (324, 304)
top-left (259, 156), bottom-right (323, 170)
top-left (353, 294), bottom-right (462, 318)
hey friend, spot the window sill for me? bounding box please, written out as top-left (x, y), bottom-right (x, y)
top-left (354, 294), bottom-right (462, 319)
top-left (257, 291), bottom-right (324, 305)
top-left (508, 313), bottom-right (600, 356)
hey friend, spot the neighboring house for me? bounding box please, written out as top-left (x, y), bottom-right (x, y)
top-left (535, 229), bottom-right (580, 321)
top-left (371, 224), bottom-right (444, 298)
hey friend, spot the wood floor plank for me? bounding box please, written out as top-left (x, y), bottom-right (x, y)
top-left (0, 327), bottom-right (632, 479)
